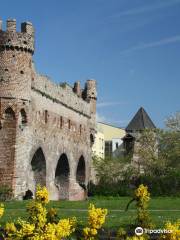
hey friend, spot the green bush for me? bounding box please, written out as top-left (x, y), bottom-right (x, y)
top-left (88, 170), bottom-right (180, 197)
top-left (136, 170), bottom-right (180, 196)
top-left (88, 181), bottom-right (134, 197)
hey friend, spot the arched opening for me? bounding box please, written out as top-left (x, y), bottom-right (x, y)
top-left (90, 133), bottom-right (95, 146)
top-left (55, 154), bottom-right (70, 199)
top-left (4, 107), bottom-right (15, 120)
top-left (20, 109), bottom-right (27, 125)
top-left (4, 107), bottom-right (16, 128)
top-left (76, 156), bottom-right (86, 188)
top-left (31, 148), bottom-right (46, 188)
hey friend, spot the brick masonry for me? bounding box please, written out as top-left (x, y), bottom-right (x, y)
top-left (0, 19), bottom-right (97, 200)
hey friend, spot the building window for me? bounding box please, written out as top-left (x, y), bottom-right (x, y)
top-left (80, 124), bottom-right (82, 135)
top-left (105, 141), bottom-right (112, 158)
top-left (116, 142), bottom-right (119, 149)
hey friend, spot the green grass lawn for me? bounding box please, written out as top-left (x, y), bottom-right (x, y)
top-left (1, 197), bottom-right (180, 229)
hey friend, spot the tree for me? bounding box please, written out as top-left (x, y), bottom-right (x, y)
top-left (135, 129), bottom-right (165, 176)
top-left (137, 112), bottom-right (180, 175)
top-left (165, 111), bottom-right (180, 131)
top-left (92, 155), bottom-right (132, 184)
top-left (159, 112), bottom-right (180, 169)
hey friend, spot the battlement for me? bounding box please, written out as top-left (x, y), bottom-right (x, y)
top-left (31, 74), bottom-right (97, 117)
top-left (0, 18), bottom-right (34, 54)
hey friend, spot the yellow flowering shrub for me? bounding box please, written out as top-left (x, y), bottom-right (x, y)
top-left (159, 219), bottom-right (180, 240)
top-left (27, 201), bottom-right (47, 229)
top-left (36, 185), bottom-right (49, 205)
top-left (3, 186), bottom-right (76, 240)
top-left (134, 184), bottom-right (150, 209)
top-left (56, 218), bottom-right (76, 238)
top-left (47, 207), bottom-right (58, 223)
top-left (5, 222), bottom-right (17, 235)
top-left (88, 204), bottom-right (107, 229)
top-left (0, 203), bottom-right (4, 218)
top-left (126, 236), bottom-right (148, 240)
top-left (83, 204), bottom-right (108, 240)
top-left (126, 184), bottom-right (153, 229)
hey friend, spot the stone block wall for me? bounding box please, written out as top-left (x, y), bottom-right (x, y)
top-left (0, 19), bottom-right (97, 200)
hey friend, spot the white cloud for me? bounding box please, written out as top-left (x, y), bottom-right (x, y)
top-left (120, 35), bottom-right (180, 55)
top-left (96, 112), bottom-right (127, 126)
top-left (110, 0), bottom-right (180, 18)
top-left (97, 101), bottom-right (127, 108)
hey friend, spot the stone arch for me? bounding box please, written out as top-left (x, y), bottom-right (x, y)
top-left (4, 107), bottom-right (16, 128)
top-left (31, 148), bottom-right (46, 188)
top-left (76, 155), bottom-right (86, 186)
top-left (20, 109), bottom-right (27, 125)
top-left (4, 107), bottom-right (15, 120)
top-left (55, 153), bottom-right (70, 199)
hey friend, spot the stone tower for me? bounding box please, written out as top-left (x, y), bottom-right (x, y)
top-left (0, 19), bottom-right (97, 200)
top-left (0, 19), bottom-right (34, 100)
top-left (0, 19), bottom-right (34, 191)
top-left (123, 107), bottom-right (156, 171)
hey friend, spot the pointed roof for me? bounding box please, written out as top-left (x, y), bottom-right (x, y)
top-left (126, 107), bottom-right (156, 131)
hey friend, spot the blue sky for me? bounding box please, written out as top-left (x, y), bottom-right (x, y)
top-left (1, 0), bottom-right (180, 128)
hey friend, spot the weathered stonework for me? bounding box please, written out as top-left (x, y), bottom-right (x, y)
top-left (0, 19), bottom-right (97, 200)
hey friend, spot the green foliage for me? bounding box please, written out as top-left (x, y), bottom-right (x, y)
top-left (92, 155), bottom-right (132, 184)
top-left (135, 170), bottom-right (180, 196)
top-left (116, 227), bottom-right (126, 240)
top-left (0, 185), bottom-right (13, 201)
top-left (137, 112), bottom-right (180, 176)
top-left (88, 181), bottom-right (133, 197)
top-left (158, 129), bottom-right (180, 170)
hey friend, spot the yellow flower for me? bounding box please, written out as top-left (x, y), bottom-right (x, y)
top-left (126, 236), bottom-right (147, 240)
top-left (83, 227), bottom-right (91, 236)
top-left (135, 184), bottom-right (150, 204)
top-left (27, 201), bottom-right (47, 229)
top-left (0, 203), bottom-right (4, 218)
top-left (36, 185), bottom-right (49, 204)
top-left (17, 219), bottom-right (35, 236)
top-left (83, 204), bottom-right (107, 240)
top-left (43, 223), bottom-right (57, 240)
top-left (56, 218), bottom-right (76, 238)
top-left (5, 222), bottom-right (17, 235)
top-left (88, 204), bottom-right (108, 229)
top-left (90, 228), bottom-right (97, 236)
top-left (83, 227), bottom-right (97, 240)
top-left (160, 219), bottom-right (180, 240)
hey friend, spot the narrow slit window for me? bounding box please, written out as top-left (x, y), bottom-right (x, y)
top-left (60, 116), bottom-right (63, 128)
top-left (68, 119), bottom-right (71, 129)
top-left (45, 110), bottom-right (48, 123)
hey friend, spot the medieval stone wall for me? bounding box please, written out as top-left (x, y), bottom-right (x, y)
top-left (0, 19), bottom-right (97, 200)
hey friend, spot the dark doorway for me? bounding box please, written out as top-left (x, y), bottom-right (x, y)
top-left (55, 154), bottom-right (70, 199)
top-left (76, 156), bottom-right (86, 186)
top-left (31, 148), bottom-right (46, 187)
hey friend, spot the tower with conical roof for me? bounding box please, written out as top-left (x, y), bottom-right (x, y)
top-left (123, 107), bottom-right (156, 171)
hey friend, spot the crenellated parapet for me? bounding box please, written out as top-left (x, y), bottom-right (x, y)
top-left (0, 19), bottom-right (34, 54)
top-left (32, 75), bottom-right (96, 117)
